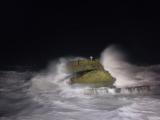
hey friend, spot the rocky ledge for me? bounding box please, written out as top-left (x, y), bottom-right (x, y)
top-left (67, 59), bottom-right (115, 87)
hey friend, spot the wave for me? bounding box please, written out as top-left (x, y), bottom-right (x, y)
top-left (1, 45), bottom-right (160, 120)
top-left (100, 45), bottom-right (160, 88)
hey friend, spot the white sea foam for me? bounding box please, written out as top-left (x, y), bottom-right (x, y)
top-left (1, 45), bottom-right (160, 120)
top-left (100, 45), bottom-right (160, 88)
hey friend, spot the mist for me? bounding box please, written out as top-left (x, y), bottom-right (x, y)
top-left (1, 45), bottom-right (160, 120)
top-left (100, 45), bottom-right (160, 88)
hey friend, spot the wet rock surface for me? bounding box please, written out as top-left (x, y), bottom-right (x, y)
top-left (67, 59), bottom-right (115, 87)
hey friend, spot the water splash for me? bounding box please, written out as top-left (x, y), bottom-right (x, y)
top-left (30, 45), bottom-right (160, 98)
top-left (1, 45), bottom-right (160, 120)
top-left (100, 45), bottom-right (160, 88)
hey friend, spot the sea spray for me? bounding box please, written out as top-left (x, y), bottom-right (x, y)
top-left (1, 46), bottom-right (160, 120)
top-left (30, 57), bottom-right (92, 101)
top-left (100, 45), bottom-right (160, 89)
top-left (30, 46), bottom-right (160, 97)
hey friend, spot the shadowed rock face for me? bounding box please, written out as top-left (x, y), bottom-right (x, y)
top-left (67, 59), bottom-right (115, 87)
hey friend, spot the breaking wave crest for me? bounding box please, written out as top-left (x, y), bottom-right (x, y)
top-left (100, 45), bottom-right (160, 88)
top-left (1, 45), bottom-right (160, 120)
top-left (28, 45), bottom-right (160, 102)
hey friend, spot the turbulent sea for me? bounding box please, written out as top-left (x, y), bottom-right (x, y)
top-left (1, 46), bottom-right (160, 120)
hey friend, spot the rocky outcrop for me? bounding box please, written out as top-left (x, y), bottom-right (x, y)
top-left (67, 59), bottom-right (115, 87)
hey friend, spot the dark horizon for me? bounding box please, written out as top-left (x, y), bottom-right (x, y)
top-left (1, 0), bottom-right (160, 68)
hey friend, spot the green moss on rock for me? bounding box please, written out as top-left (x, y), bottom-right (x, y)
top-left (67, 59), bottom-right (115, 87)
top-left (68, 59), bottom-right (103, 73)
top-left (71, 70), bottom-right (115, 87)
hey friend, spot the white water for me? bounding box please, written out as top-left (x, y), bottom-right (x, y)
top-left (101, 45), bottom-right (160, 88)
top-left (1, 45), bottom-right (160, 120)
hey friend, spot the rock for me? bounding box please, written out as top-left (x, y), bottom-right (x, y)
top-left (67, 59), bottom-right (115, 87)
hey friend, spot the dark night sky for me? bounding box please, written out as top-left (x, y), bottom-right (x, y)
top-left (1, 0), bottom-right (160, 68)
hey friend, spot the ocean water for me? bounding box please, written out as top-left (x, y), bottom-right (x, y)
top-left (1, 46), bottom-right (160, 120)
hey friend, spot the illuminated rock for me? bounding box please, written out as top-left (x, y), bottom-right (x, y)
top-left (67, 59), bottom-right (115, 87)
